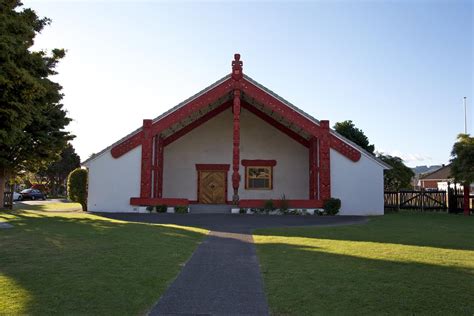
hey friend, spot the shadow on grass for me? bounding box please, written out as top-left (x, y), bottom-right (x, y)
top-left (0, 211), bottom-right (207, 315)
top-left (254, 240), bottom-right (474, 315)
top-left (254, 212), bottom-right (474, 251)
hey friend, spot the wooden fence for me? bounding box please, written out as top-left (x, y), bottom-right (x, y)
top-left (384, 190), bottom-right (447, 210)
top-left (385, 187), bottom-right (473, 213)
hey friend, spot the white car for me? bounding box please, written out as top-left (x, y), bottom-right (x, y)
top-left (12, 192), bottom-right (22, 201)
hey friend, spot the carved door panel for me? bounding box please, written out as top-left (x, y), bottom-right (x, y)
top-left (199, 171), bottom-right (226, 204)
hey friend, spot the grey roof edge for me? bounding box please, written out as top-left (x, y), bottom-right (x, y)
top-left (243, 75), bottom-right (391, 170)
top-left (82, 74), bottom-right (232, 166)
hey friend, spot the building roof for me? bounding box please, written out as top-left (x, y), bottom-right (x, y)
top-left (82, 74), bottom-right (231, 166)
top-left (419, 164), bottom-right (452, 181)
top-left (83, 57), bottom-right (390, 170)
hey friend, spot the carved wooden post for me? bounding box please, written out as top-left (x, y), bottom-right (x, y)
top-left (153, 135), bottom-right (164, 199)
top-left (319, 120), bottom-right (331, 201)
top-left (464, 183), bottom-right (470, 216)
top-left (140, 119), bottom-right (153, 198)
top-left (231, 53), bottom-right (243, 204)
top-left (309, 137), bottom-right (318, 200)
top-left (232, 90), bottom-right (241, 204)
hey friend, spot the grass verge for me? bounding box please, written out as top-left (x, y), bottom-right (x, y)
top-left (254, 212), bottom-right (474, 315)
top-left (0, 210), bottom-right (207, 315)
top-left (14, 202), bottom-right (83, 212)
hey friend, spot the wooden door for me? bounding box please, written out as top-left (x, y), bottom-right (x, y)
top-left (198, 171), bottom-right (226, 204)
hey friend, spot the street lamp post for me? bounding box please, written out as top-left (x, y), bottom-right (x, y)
top-left (464, 96), bottom-right (467, 134)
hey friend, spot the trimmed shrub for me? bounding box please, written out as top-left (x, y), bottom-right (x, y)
top-left (324, 198), bottom-right (341, 215)
top-left (239, 208), bottom-right (246, 214)
top-left (175, 206), bottom-right (188, 214)
top-left (263, 199), bottom-right (276, 214)
top-left (279, 194), bottom-right (289, 214)
top-left (156, 204), bottom-right (167, 213)
top-left (146, 206), bottom-right (154, 212)
top-left (67, 168), bottom-right (88, 211)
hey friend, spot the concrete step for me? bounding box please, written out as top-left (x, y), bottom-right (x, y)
top-left (189, 204), bottom-right (232, 214)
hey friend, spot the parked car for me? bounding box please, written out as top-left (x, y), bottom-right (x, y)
top-left (13, 192), bottom-right (22, 201)
top-left (20, 189), bottom-right (46, 200)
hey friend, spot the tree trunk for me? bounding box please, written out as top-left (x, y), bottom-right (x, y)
top-left (0, 168), bottom-right (5, 209)
top-left (464, 183), bottom-right (470, 216)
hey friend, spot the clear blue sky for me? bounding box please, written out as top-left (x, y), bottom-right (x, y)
top-left (24, 0), bottom-right (473, 167)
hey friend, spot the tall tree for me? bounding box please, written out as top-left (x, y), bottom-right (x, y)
top-left (38, 143), bottom-right (81, 196)
top-left (0, 0), bottom-right (72, 206)
top-left (378, 154), bottom-right (414, 191)
top-left (450, 134), bottom-right (474, 216)
top-left (333, 120), bottom-right (375, 154)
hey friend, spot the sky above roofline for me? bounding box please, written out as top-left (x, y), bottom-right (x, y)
top-left (23, 0), bottom-right (473, 167)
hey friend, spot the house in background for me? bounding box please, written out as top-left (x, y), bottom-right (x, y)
top-left (419, 164), bottom-right (474, 192)
top-left (82, 54), bottom-right (390, 215)
top-left (419, 165), bottom-right (452, 190)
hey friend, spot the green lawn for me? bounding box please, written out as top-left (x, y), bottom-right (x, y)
top-left (14, 202), bottom-right (83, 212)
top-left (254, 212), bottom-right (474, 315)
top-left (0, 210), bottom-right (207, 315)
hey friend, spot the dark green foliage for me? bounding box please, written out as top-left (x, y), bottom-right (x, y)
top-left (38, 143), bottom-right (81, 196)
top-left (0, 1), bottom-right (72, 172)
top-left (0, 1), bottom-right (72, 205)
top-left (378, 154), bottom-right (414, 190)
top-left (146, 206), bottom-right (154, 212)
top-left (324, 198), bottom-right (341, 215)
top-left (279, 194), bottom-right (289, 214)
top-left (239, 208), bottom-right (246, 214)
top-left (174, 206), bottom-right (188, 214)
top-left (333, 120), bottom-right (375, 154)
top-left (450, 134), bottom-right (474, 185)
top-left (156, 204), bottom-right (167, 213)
top-left (264, 199), bottom-right (276, 214)
top-left (67, 168), bottom-right (87, 211)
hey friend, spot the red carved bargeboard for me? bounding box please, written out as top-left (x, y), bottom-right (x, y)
top-left (111, 78), bottom-right (234, 159)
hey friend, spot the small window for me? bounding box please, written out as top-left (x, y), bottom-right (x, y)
top-left (246, 166), bottom-right (272, 190)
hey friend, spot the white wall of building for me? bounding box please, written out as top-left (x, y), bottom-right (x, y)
top-left (86, 146), bottom-right (141, 212)
top-left (331, 148), bottom-right (385, 215)
top-left (86, 108), bottom-right (385, 215)
top-left (163, 107), bottom-right (309, 201)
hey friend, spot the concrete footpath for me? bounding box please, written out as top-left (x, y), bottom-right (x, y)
top-left (149, 229), bottom-right (268, 315)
